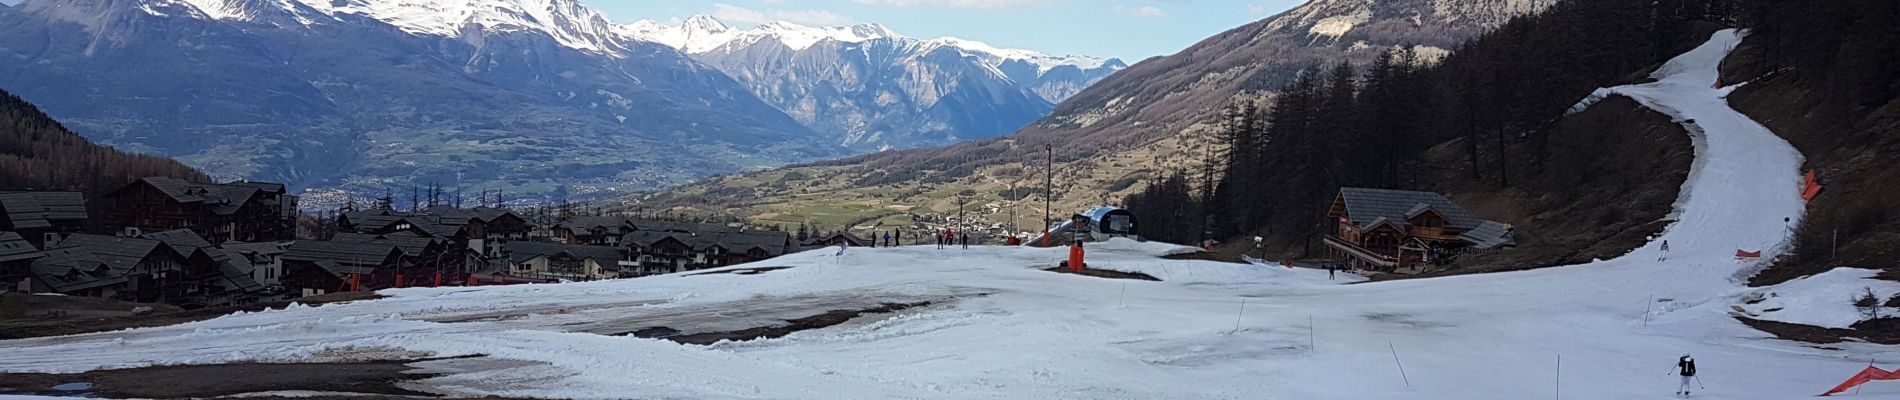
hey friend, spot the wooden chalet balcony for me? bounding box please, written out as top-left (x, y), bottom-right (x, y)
top-left (1322, 236), bottom-right (1398, 268)
top-left (1407, 226), bottom-right (1461, 242)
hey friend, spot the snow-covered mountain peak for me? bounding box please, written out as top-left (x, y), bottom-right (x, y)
top-left (921, 36), bottom-right (1119, 74)
top-left (680, 14), bottom-right (729, 33)
top-left (288, 0), bottom-right (627, 52)
top-left (622, 15), bottom-right (905, 53)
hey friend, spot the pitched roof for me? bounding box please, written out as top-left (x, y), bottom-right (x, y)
top-left (503, 241), bottom-right (623, 265)
top-left (0, 191), bottom-right (87, 229)
top-left (141, 177), bottom-right (208, 203)
top-left (30, 248), bottom-right (126, 292)
top-left (221, 241), bottom-right (289, 268)
top-left (331, 232), bottom-right (440, 256)
top-left (1461, 221), bottom-right (1518, 250)
top-left (0, 231), bottom-right (42, 262)
top-left (133, 177), bottom-right (261, 215)
top-left (620, 230), bottom-right (791, 256)
top-left (140, 229), bottom-right (216, 255)
top-left (221, 241), bottom-right (289, 257)
top-left (217, 261), bottom-right (265, 292)
top-left (52, 234), bottom-right (166, 273)
top-left (407, 218), bottom-right (466, 238)
top-left (806, 232), bottom-right (866, 246)
top-left (1337, 188), bottom-right (1482, 231)
top-left (469, 207), bottom-right (521, 223)
top-left (282, 240), bottom-right (402, 266)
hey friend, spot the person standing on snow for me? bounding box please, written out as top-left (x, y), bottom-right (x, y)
top-left (835, 242), bottom-right (848, 257)
top-left (1659, 240), bottom-right (1671, 261)
top-left (1674, 354), bottom-right (1697, 397)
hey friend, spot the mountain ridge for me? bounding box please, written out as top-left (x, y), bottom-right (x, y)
top-left (0, 0), bottom-right (841, 206)
top-left (622, 15), bottom-right (1127, 150)
top-left (640, 0), bottom-right (1560, 231)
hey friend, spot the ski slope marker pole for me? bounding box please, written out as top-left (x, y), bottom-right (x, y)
top-left (1232, 298), bottom-right (1247, 333)
top-left (1644, 295), bottom-right (1653, 326)
top-left (1555, 353), bottom-right (1561, 400)
top-left (1389, 341), bottom-right (1411, 388)
top-left (1308, 315), bottom-right (1315, 352)
top-left (1118, 282), bottom-right (1126, 307)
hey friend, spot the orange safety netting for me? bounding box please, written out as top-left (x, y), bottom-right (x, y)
top-left (1802, 170), bottom-right (1825, 202)
top-left (1822, 365), bottom-right (1899, 396)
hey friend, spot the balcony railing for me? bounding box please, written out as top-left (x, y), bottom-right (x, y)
top-left (1322, 236), bottom-right (1398, 268)
top-left (1408, 226), bottom-right (1461, 241)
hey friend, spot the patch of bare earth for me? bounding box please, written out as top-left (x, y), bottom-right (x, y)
top-left (1735, 317), bottom-right (1900, 346)
top-left (0, 359), bottom-right (454, 399)
top-left (629, 301), bottom-right (934, 345)
top-left (1042, 266), bottom-right (1161, 281)
top-left (0, 292), bottom-right (382, 340)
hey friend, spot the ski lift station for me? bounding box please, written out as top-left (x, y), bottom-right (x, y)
top-left (1026, 206), bottom-right (1139, 247)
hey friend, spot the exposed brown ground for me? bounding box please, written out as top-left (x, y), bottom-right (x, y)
top-left (0, 292), bottom-right (382, 340)
top-left (1736, 317), bottom-right (1900, 346)
top-left (1042, 265), bottom-right (1162, 281)
top-left (0, 360), bottom-right (444, 399)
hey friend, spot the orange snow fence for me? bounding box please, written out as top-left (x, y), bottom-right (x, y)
top-left (1801, 170), bottom-right (1825, 202)
top-left (1821, 365), bottom-right (1900, 396)
top-left (1736, 250), bottom-right (1762, 259)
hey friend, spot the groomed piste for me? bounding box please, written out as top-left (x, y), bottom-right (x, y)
top-left (1, 30), bottom-right (1894, 399)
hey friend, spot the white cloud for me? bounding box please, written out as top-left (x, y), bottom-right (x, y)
top-left (711, 3), bottom-right (853, 26)
top-left (1248, 3), bottom-right (1268, 15)
top-left (1113, 5), bottom-right (1170, 17)
top-left (849, 0), bottom-right (1058, 10)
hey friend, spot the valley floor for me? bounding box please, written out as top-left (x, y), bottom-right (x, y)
top-left (0, 30), bottom-right (1894, 400)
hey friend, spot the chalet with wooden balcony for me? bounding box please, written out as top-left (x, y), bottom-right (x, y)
top-left (1323, 188), bottom-right (1516, 273)
top-left (97, 177), bottom-right (297, 244)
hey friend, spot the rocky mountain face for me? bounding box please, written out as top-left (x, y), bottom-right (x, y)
top-left (623, 17), bottom-right (1126, 150)
top-left (0, 0), bottom-right (846, 204)
top-left (645, 0), bottom-right (1560, 230)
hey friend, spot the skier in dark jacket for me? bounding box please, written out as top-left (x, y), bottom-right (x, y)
top-left (1675, 354), bottom-right (1697, 397)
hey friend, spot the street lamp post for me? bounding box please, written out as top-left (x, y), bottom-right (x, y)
top-left (957, 190), bottom-right (974, 249)
top-left (1043, 144), bottom-right (1052, 247)
top-left (1009, 181), bottom-right (1018, 239)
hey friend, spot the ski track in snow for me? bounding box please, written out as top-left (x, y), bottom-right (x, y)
top-left (2, 30), bottom-right (1895, 399)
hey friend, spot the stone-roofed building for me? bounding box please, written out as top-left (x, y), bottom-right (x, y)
top-left (339, 206), bottom-right (530, 263)
top-left (281, 240), bottom-right (407, 296)
top-left (97, 177), bottom-right (297, 244)
top-left (1323, 188), bottom-right (1516, 272)
top-left (223, 241), bottom-right (289, 288)
top-left (501, 241), bottom-right (627, 280)
top-left (0, 191), bottom-right (88, 248)
top-left (553, 216), bottom-right (636, 245)
top-left (620, 229), bottom-right (793, 276)
top-left (140, 229), bottom-right (264, 306)
top-left (1, 231), bottom-right (44, 292)
top-left (32, 233), bottom-right (208, 303)
top-left (27, 247), bottom-right (125, 298)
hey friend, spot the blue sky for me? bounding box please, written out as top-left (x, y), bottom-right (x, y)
top-left (600, 0), bottom-right (1304, 60)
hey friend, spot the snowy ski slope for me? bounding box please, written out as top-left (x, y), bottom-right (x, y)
top-left (1, 30), bottom-right (1894, 399)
